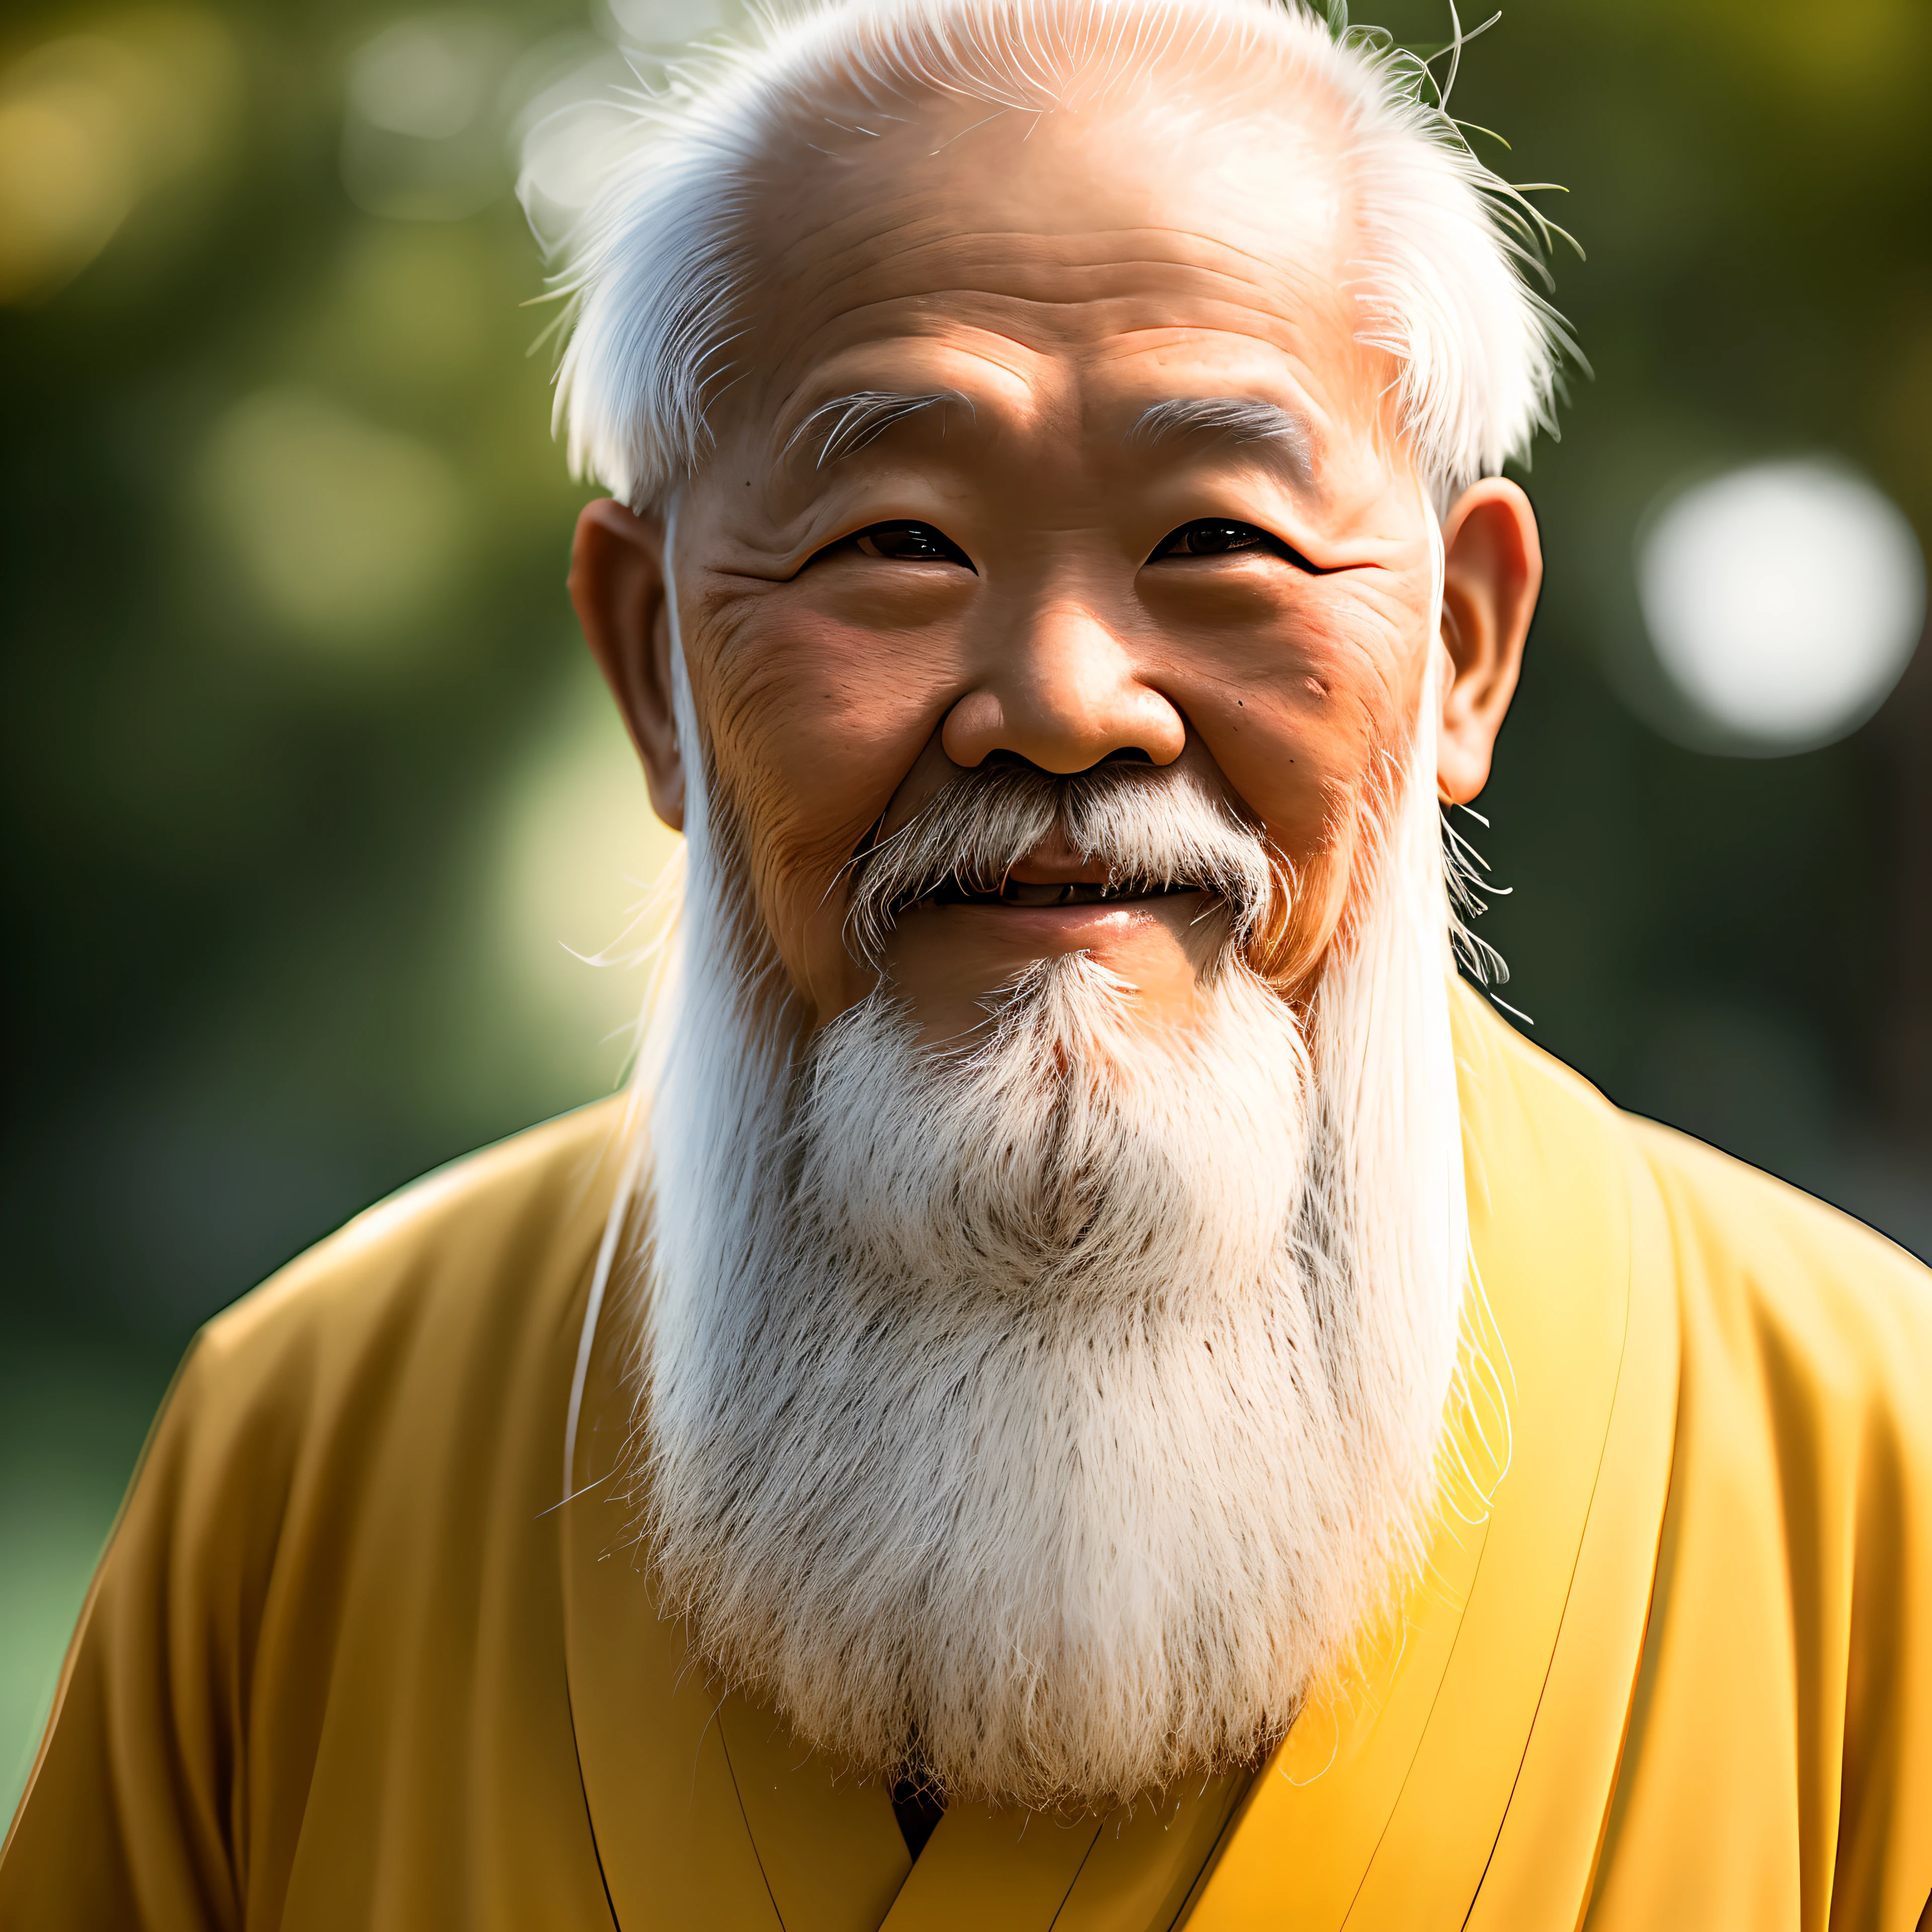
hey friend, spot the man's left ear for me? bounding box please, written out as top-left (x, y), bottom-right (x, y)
top-left (1435, 477), bottom-right (1543, 804)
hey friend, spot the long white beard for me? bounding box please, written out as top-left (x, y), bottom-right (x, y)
top-left (628, 625), bottom-right (1467, 1817)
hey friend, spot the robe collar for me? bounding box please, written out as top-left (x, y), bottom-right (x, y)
top-left (559, 984), bottom-right (1679, 1931)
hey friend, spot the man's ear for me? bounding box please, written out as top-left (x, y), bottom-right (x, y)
top-left (1435, 477), bottom-right (1542, 804)
top-left (569, 497), bottom-right (685, 831)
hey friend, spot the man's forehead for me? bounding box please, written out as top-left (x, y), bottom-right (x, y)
top-left (728, 84), bottom-right (1366, 455)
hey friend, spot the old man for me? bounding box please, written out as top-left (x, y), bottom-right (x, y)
top-left (5, 1), bottom-right (1929, 1926)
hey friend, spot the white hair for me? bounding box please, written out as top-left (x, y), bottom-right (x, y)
top-left (534, 0), bottom-right (1573, 514)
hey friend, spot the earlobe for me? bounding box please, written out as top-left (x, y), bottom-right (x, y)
top-left (569, 497), bottom-right (686, 832)
top-left (1434, 478), bottom-right (1542, 804)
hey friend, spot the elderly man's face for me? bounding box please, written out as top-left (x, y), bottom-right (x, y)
top-left (574, 87), bottom-right (1539, 1044)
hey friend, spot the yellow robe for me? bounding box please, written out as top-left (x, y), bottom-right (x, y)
top-left (4, 987), bottom-right (1929, 1930)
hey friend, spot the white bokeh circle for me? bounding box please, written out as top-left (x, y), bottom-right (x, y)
top-left (1636, 459), bottom-right (1924, 751)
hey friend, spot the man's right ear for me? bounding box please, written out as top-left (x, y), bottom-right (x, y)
top-left (569, 497), bottom-right (685, 832)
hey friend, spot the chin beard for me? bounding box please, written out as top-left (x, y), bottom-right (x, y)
top-left (623, 655), bottom-right (1469, 1816)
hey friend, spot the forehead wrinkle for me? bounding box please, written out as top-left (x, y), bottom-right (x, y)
top-left (770, 221), bottom-right (1338, 319)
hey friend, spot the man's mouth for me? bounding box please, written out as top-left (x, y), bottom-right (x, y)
top-left (905, 870), bottom-right (1203, 913)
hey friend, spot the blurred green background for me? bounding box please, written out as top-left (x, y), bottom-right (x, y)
top-left (2, 0), bottom-right (1927, 1819)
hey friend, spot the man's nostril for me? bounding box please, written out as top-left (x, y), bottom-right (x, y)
top-left (975, 748), bottom-right (1153, 774)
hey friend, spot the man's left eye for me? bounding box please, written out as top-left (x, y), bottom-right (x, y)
top-left (1150, 520), bottom-right (1307, 565)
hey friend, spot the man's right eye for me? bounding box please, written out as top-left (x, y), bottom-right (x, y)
top-left (850, 522), bottom-right (976, 568)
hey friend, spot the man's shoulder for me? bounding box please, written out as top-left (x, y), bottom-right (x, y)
top-left (1627, 1112), bottom-right (1931, 1437)
top-left (183, 1096), bottom-right (633, 1454)
top-left (1632, 1112), bottom-right (1928, 1321)
top-left (1458, 984), bottom-right (1930, 1399)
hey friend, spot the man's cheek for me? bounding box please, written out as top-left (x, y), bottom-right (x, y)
top-left (707, 615), bottom-right (957, 880)
top-left (1169, 626), bottom-right (1383, 860)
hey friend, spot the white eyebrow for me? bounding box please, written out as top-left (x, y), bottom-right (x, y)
top-left (1131, 397), bottom-right (1315, 483)
top-left (782, 389), bottom-right (973, 469)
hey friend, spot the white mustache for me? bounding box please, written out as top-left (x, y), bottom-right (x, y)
top-left (843, 761), bottom-right (1278, 969)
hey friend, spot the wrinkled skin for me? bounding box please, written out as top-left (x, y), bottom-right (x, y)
top-left (571, 80), bottom-right (1541, 1048)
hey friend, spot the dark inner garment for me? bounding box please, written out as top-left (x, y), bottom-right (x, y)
top-left (890, 1775), bottom-right (946, 1861)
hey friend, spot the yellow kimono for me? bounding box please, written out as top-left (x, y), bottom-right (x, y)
top-left (4, 988), bottom-right (1929, 1930)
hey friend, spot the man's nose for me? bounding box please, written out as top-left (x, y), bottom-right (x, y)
top-left (940, 603), bottom-right (1186, 772)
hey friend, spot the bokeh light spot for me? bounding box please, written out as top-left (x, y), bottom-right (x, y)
top-left (0, 10), bottom-right (239, 304)
top-left (198, 388), bottom-right (469, 650)
top-left (1637, 459), bottom-right (1925, 753)
top-left (602, 0), bottom-right (725, 47)
top-left (341, 12), bottom-right (518, 221)
top-left (512, 41), bottom-right (636, 254)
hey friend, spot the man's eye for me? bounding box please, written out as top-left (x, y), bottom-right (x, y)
top-left (1149, 520), bottom-right (1312, 567)
top-left (852, 522), bottom-right (974, 568)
